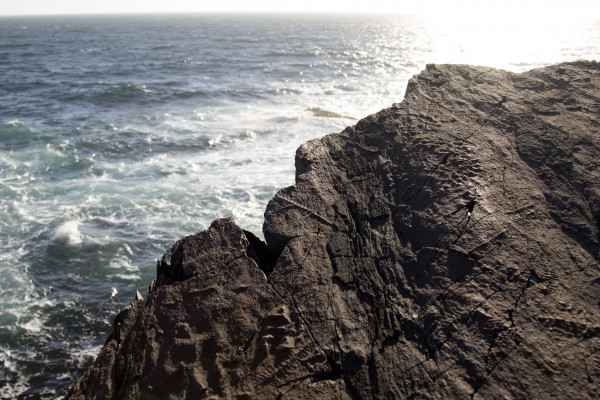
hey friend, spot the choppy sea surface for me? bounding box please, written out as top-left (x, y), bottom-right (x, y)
top-left (0, 12), bottom-right (598, 398)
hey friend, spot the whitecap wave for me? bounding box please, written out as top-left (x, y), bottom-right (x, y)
top-left (208, 134), bottom-right (222, 147)
top-left (16, 317), bottom-right (44, 333)
top-left (114, 273), bottom-right (142, 281)
top-left (54, 220), bottom-right (83, 246)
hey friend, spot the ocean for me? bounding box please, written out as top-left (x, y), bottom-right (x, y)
top-left (0, 13), bottom-right (598, 398)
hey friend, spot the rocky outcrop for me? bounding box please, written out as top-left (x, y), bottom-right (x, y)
top-left (67, 61), bottom-right (600, 399)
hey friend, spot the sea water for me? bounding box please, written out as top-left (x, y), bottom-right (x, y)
top-left (0, 13), bottom-right (598, 398)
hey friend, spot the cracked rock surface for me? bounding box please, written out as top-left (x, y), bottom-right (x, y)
top-left (67, 62), bottom-right (600, 399)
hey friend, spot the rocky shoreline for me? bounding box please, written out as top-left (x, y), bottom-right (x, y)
top-left (67, 61), bottom-right (599, 399)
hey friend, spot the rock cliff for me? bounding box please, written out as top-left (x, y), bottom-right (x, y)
top-left (67, 61), bottom-right (600, 399)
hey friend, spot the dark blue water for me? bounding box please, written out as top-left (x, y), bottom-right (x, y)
top-left (0, 13), bottom-right (598, 398)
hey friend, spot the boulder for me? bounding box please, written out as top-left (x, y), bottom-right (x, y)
top-left (67, 61), bottom-right (600, 399)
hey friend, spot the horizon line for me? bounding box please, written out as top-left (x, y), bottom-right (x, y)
top-left (1, 10), bottom-right (425, 17)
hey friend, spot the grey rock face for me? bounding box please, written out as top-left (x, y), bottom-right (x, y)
top-left (67, 62), bottom-right (600, 399)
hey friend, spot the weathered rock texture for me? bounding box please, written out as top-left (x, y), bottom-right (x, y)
top-left (67, 61), bottom-right (600, 399)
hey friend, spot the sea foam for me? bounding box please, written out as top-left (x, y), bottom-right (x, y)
top-left (54, 220), bottom-right (83, 247)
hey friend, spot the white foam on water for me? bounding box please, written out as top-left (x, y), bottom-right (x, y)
top-left (122, 243), bottom-right (133, 256)
top-left (68, 341), bottom-right (103, 369)
top-left (54, 220), bottom-right (83, 246)
top-left (114, 273), bottom-right (141, 281)
top-left (0, 347), bottom-right (30, 398)
top-left (208, 134), bottom-right (222, 147)
top-left (62, 300), bottom-right (75, 308)
top-left (16, 317), bottom-right (45, 334)
top-left (108, 255), bottom-right (137, 272)
top-left (243, 129), bottom-right (256, 140)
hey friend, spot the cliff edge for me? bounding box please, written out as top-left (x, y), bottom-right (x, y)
top-left (67, 62), bottom-right (600, 399)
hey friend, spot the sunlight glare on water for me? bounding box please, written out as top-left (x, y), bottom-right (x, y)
top-left (419, 13), bottom-right (600, 70)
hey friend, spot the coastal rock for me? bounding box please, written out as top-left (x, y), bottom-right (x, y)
top-left (67, 61), bottom-right (600, 399)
